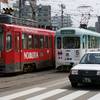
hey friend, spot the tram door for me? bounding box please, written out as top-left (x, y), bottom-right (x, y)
top-left (14, 32), bottom-right (21, 71)
top-left (49, 36), bottom-right (54, 65)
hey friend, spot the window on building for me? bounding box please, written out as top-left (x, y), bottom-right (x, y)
top-left (44, 19), bottom-right (47, 22)
top-left (39, 19), bottom-right (41, 22)
top-left (44, 14), bottom-right (48, 16)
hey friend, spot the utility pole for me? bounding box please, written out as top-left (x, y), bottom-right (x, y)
top-left (29, 0), bottom-right (37, 20)
top-left (60, 4), bottom-right (65, 28)
top-left (19, 0), bottom-right (26, 18)
top-left (19, 0), bottom-right (22, 18)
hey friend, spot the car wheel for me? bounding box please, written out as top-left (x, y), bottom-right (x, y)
top-left (71, 82), bottom-right (78, 88)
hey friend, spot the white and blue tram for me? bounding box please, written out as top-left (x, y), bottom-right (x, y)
top-left (55, 27), bottom-right (100, 71)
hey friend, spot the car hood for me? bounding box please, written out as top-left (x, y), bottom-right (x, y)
top-left (72, 64), bottom-right (100, 70)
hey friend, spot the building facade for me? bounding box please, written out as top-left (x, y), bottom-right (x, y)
top-left (51, 14), bottom-right (73, 30)
top-left (13, 2), bottom-right (52, 29)
top-left (13, 0), bottom-right (37, 27)
top-left (13, 0), bottom-right (36, 19)
top-left (95, 16), bottom-right (100, 33)
top-left (36, 5), bottom-right (52, 29)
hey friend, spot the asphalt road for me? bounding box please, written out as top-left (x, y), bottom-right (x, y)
top-left (0, 69), bottom-right (67, 92)
top-left (0, 69), bottom-right (100, 100)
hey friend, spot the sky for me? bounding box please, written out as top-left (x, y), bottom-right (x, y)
top-left (1, 0), bottom-right (100, 27)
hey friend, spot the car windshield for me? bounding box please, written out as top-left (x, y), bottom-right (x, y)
top-left (80, 53), bottom-right (100, 64)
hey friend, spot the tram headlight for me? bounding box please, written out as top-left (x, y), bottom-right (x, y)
top-left (71, 70), bottom-right (78, 75)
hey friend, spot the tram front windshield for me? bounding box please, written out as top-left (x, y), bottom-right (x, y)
top-left (0, 27), bottom-right (3, 51)
top-left (63, 37), bottom-right (80, 49)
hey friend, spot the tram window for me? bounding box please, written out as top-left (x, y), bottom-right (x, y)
top-left (33, 35), bottom-right (39, 49)
top-left (48, 37), bottom-right (52, 48)
top-left (93, 37), bottom-right (99, 48)
top-left (39, 35), bottom-right (44, 48)
top-left (22, 33), bottom-right (27, 49)
top-left (57, 37), bottom-right (61, 49)
top-left (88, 36), bottom-right (95, 48)
top-left (63, 37), bottom-right (80, 49)
top-left (15, 34), bottom-right (20, 51)
top-left (83, 35), bottom-right (87, 49)
top-left (0, 28), bottom-right (3, 51)
top-left (92, 36), bottom-right (96, 48)
top-left (28, 35), bottom-right (33, 49)
top-left (88, 36), bottom-right (90, 48)
top-left (96, 37), bottom-right (99, 48)
top-left (6, 33), bottom-right (12, 50)
top-left (44, 36), bottom-right (48, 48)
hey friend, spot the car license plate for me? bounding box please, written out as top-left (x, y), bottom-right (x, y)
top-left (82, 78), bottom-right (91, 83)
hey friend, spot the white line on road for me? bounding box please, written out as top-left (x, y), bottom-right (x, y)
top-left (88, 93), bottom-right (100, 100)
top-left (57, 90), bottom-right (89, 100)
top-left (27, 89), bottom-right (67, 100)
top-left (0, 87), bottom-right (46, 100)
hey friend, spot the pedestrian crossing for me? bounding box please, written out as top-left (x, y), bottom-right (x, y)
top-left (27, 89), bottom-right (66, 100)
top-left (57, 90), bottom-right (89, 100)
top-left (0, 86), bottom-right (100, 100)
top-left (88, 93), bottom-right (100, 100)
top-left (0, 87), bottom-right (46, 100)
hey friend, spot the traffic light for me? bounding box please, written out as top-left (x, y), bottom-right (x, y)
top-left (3, 8), bottom-right (14, 15)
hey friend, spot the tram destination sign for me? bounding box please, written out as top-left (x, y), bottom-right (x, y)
top-left (61, 30), bottom-right (75, 34)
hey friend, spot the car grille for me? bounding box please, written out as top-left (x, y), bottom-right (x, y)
top-left (78, 70), bottom-right (97, 76)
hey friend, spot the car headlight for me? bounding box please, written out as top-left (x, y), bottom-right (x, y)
top-left (97, 71), bottom-right (100, 75)
top-left (71, 70), bottom-right (78, 75)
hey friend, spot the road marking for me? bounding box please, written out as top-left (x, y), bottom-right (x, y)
top-left (46, 80), bottom-right (67, 88)
top-left (0, 87), bottom-right (46, 100)
top-left (58, 90), bottom-right (89, 100)
top-left (27, 89), bottom-right (67, 100)
top-left (88, 93), bottom-right (100, 100)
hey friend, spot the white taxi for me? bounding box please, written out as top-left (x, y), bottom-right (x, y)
top-left (69, 52), bottom-right (100, 87)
